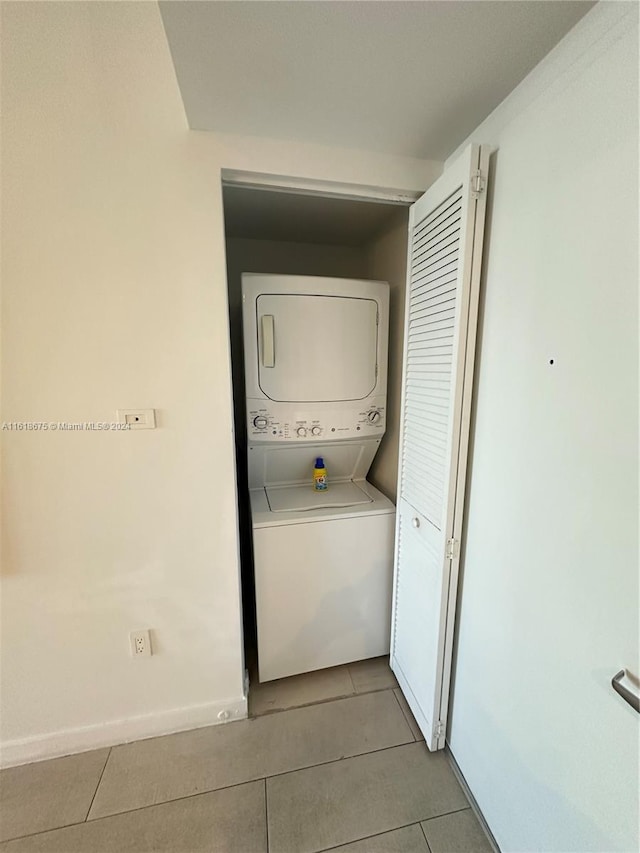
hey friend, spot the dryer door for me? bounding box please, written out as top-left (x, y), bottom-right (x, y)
top-left (256, 294), bottom-right (378, 402)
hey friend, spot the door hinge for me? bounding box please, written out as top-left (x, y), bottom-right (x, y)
top-left (434, 720), bottom-right (445, 739)
top-left (445, 538), bottom-right (459, 560)
top-left (470, 170), bottom-right (485, 199)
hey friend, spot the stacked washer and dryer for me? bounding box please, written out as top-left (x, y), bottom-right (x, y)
top-left (242, 274), bottom-right (395, 682)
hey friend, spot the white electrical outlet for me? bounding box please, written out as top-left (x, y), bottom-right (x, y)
top-left (130, 629), bottom-right (152, 658)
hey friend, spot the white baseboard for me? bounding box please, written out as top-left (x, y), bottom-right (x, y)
top-left (0, 695), bottom-right (248, 768)
top-left (445, 745), bottom-right (501, 853)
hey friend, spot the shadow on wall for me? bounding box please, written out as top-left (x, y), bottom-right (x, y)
top-left (449, 146), bottom-right (499, 728)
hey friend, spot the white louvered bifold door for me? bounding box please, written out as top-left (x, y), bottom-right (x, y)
top-left (390, 144), bottom-right (490, 751)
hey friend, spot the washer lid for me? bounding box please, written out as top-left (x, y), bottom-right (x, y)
top-left (247, 438), bottom-right (380, 489)
top-left (266, 480), bottom-right (372, 513)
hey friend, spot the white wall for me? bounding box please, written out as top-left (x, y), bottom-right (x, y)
top-left (365, 209), bottom-right (410, 501)
top-left (447, 5), bottom-right (639, 851)
top-left (0, 1), bottom-right (439, 766)
top-left (212, 133), bottom-right (440, 197)
top-left (0, 0), bottom-right (247, 765)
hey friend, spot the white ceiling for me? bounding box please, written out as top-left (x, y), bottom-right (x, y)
top-left (223, 186), bottom-right (406, 245)
top-left (159, 0), bottom-right (594, 160)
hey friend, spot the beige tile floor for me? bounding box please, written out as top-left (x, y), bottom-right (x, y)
top-left (0, 657), bottom-right (494, 852)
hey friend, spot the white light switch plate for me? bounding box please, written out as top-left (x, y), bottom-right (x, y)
top-left (117, 409), bottom-right (156, 429)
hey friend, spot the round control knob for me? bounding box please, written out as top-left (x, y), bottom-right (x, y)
top-left (311, 426), bottom-right (322, 436)
top-left (367, 410), bottom-right (381, 424)
top-left (297, 427), bottom-right (307, 437)
top-left (253, 416), bottom-right (268, 429)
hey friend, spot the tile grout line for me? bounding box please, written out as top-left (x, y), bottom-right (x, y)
top-left (251, 683), bottom-right (394, 719)
top-left (250, 659), bottom-right (396, 717)
top-left (2, 747), bottom-right (115, 845)
top-left (252, 690), bottom-right (355, 719)
top-left (1, 778), bottom-right (264, 844)
top-left (2, 740), bottom-right (430, 843)
top-left (421, 806), bottom-right (470, 823)
top-left (313, 808), bottom-right (472, 853)
top-left (1, 817), bottom-right (88, 845)
top-left (419, 819), bottom-right (434, 853)
top-left (4, 806), bottom-right (473, 850)
top-left (264, 777), bottom-right (270, 853)
top-left (83, 747), bottom-right (112, 822)
top-left (261, 732), bottom-right (417, 783)
top-left (345, 664), bottom-right (357, 695)
top-left (390, 688), bottom-right (418, 742)
top-left (315, 821), bottom-right (428, 853)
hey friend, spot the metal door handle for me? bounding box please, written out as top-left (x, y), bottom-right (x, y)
top-left (611, 670), bottom-right (640, 714)
top-left (412, 517), bottom-right (420, 529)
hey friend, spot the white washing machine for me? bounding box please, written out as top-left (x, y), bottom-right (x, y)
top-left (242, 274), bottom-right (395, 682)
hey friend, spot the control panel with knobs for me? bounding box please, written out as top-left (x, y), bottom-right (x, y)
top-left (247, 399), bottom-right (385, 440)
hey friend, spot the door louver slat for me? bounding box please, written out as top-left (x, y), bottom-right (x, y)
top-left (408, 299), bottom-right (458, 321)
top-left (408, 329), bottom-right (455, 344)
top-left (411, 244), bottom-right (459, 278)
top-left (410, 286), bottom-right (457, 311)
top-left (400, 191), bottom-right (460, 529)
top-left (405, 393), bottom-right (450, 410)
top-left (411, 254), bottom-right (460, 282)
top-left (409, 318), bottom-right (454, 340)
top-left (411, 191), bottom-right (464, 243)
top-left (391, 145), bottom-right (489, 754)
top-left (411, 279), bottom-right (458, 303)
top-left (411, 221), bottom-right (462, 265)
top-left (404, 410), bottom-right (449, 432)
